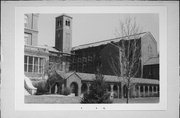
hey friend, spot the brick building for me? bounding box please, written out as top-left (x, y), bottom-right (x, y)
top-left (24, 14), bottom-right (159, 98)
top-left (70, 32), bottom-right (159, 80)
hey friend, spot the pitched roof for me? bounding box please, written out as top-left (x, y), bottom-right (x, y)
top-left (56, 71), bottom-right (159, 85)
top-left (56, 71), bottom-right (74, 79)
top-left (72, 32), bottom-right (148, 51)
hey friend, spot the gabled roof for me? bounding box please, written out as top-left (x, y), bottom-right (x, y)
top-left (72, 32), bottom-right (148, 51)
top-left (56, 71), bottom-right (75, 79)
top-left (56, 71), bottom-right (159, 85)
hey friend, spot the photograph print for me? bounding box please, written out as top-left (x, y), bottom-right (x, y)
top-left (24, 13), bottom-right (159, 104)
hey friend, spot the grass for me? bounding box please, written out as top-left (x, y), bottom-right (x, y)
top-left (25, 95), bottom-right (80, 104)
top-left (113, 97), bottom-right (159, 103)
top-left (25, 95), bottom-right (159, 104)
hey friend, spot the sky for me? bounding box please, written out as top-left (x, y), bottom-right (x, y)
top-left (38, 13), bottom-right (159, 48)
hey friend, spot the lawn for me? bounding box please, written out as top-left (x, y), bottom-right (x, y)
top-left (25, 95), bottom-right (80, 104)
top-left (25, 95), bottom-right (159, 104)
top-left (113, 97), bottom-right (159, 103)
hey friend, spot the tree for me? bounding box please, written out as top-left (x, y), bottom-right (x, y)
top-left (110, 16), bottom-right (142, 103)
top-left (32, 56), bottom-right (64, 95)
top-left (81, 70), bottom-right (112, 103)
top-left (43, 59), bottom-right (64, 94)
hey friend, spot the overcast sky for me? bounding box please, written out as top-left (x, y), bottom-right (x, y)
top-left (38, 13), bottom-right (159, 48)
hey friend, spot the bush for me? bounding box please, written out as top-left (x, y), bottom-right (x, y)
top-left (32, 80), bottom-right (48, 95)
top-left (62, 87), bottom-right (71, 95)
top-left (81, 73), bottom-right (113, 103)
top-left (113, 91), bottom-right (118, 98)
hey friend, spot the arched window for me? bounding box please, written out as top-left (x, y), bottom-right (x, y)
top-left (57, 20), bottom-right (62, 27)
top-left (65, 20), bottom-right (70, 26)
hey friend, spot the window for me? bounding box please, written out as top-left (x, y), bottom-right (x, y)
top-left (34, 57), bottom-right (38, 72)
top-left (57, 21), bottom-right (60, 27)
top-left (24, 15), bottom-right (28, 28)
top-left (28, 56), bottom-right (33, 72)
top-left (88, 56), bottom-right (92, 62)
top-left (82, 57), bottom-right (87, 63)
top-left (78, 58), bottom-right (81, 63)
top-left (24, 56), bottom-right (28, 72)
top-left (60, 20), bottom-right (62, 27)
top-left (57, 20), bottom-right (62, 27)
top-left (148, 45), bottom-right (153, 57)
top-left (24, 55), bottom-right (45, 74)
top-left (65, 20), bottom-right (70, 26)
top-left (72, 57), bottom-right (76, 63)
top-left (24, 33), bottom-right (32, 45)
top-left (39, 58), bottom-right (44, 73)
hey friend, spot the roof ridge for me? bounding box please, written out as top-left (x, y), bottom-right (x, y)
top-left (72, 32), bottom-right (147, 50)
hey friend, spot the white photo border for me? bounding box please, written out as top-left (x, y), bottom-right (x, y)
top-left (15, 6), bottom-right (167, 111)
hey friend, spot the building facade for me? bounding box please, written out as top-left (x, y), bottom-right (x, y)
top-left (24, 14), bottom-right (48, 79)
top-left (24, 14), bottom-right (72, 79)
top-left (24, 14), bottom-right (64, 79)
top-left (70, 32), bottom-right (159, 80)
top-left (51, 71), bottom-right (159, 98)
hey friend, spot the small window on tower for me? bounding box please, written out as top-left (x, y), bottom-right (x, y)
top-left (60, 20), bottom-right (62, 26)
top-left (57, 20), bottom-right (62, 27)
top-left (57, 21), bottom-right (60, 27)
top-left (65, 20), bottom-right (70, 26)
top-left (66, 20), bottom-right (68, 26)
top-left (68, 21), bottom-right (70, 26)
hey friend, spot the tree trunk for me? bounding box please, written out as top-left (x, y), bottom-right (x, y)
top-left (126, 88), bottom-right (129, 103)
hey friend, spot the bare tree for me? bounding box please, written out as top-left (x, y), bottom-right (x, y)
top-left (43, 55), bottom-right (64, 94)
top-left (110, 16), bottom-right (142, 103)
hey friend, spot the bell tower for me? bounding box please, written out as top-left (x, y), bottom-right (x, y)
top-left (55, 15), bottom-right (72, 53)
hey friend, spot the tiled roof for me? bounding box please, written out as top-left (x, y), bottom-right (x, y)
top-left (56, 71), bottom-right (159, 85)
top-left (144, 57), bottom-right (159, 65)
top-left (72, 32), bottom-right (148, 51)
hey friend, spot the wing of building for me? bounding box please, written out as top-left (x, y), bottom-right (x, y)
top-left (70, 32), bottom-right (159, 80)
